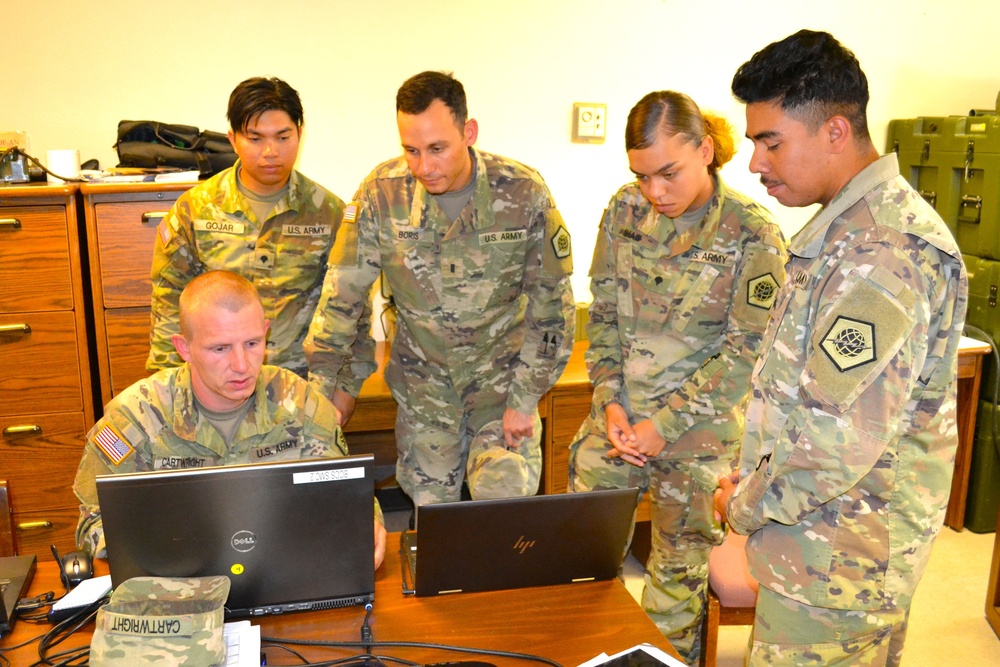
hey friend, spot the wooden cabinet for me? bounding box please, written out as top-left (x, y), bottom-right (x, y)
top-left (0, 184), bottom-right (94, 554)
top-left (81, 183), bottom-right (194, 407)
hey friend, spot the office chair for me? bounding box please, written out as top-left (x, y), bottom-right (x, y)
top-left (700, 530), bottom-right (758, 667)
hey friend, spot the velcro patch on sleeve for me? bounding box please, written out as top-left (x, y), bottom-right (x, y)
top-left (731, 244), bottom-right (786, 332)
top-left (543, 209), bottom-right (573, 276)
top-left (329, 202), bottom-right (362, 267)
top-left (93, 423), bottom-right (135, 466)
top-left (805, 274), bottom-right (916, 411)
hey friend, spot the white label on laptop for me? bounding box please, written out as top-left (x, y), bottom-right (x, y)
top-left (293, 467), bottom-right (365, 484)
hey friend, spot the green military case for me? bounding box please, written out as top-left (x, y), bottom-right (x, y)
top-left (963, 254), bottom-right (1000, 393)
top-left (887, 92), bottom-right (1000, 260)
top-left (965, 399), bottom-right (1000, 532)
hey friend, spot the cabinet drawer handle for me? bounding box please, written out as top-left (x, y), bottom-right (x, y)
top-left (3, 424), bottom-right (41, 437)
top-left (0, 323), bottom-right (31, 335)
top-left (0, 217), bottom-right (22, 229)
top-left (17, 521), bottom-right (52, 531)
top-left (141, 212), bottom-right (169, 223)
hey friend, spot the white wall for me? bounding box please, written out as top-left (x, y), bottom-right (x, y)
top-left (7, 0), bottom-right (1000, 303)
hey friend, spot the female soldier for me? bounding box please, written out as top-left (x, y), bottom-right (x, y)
top-left (568, 91), bottom-right (787, 664)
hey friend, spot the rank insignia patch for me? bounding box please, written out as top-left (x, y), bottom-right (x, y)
top-left (747, 273), bottom-right (779, 310)
top-left (550, 225), bottom-right (571, 259)
top-left (821, 316), bottom-right (876, 372)
top-left (94, 424), bottom-right (134, 466)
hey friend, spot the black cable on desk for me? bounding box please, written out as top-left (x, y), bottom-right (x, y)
top-left (260, 635), bottom-right (563, 667)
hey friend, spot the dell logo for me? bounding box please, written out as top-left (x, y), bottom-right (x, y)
top-left (513, 535), bottom-right (536, 554)
top-left (231, 530), bottom-right (257, 553)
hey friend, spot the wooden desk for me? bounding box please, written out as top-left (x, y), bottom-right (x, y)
top-left (950, 336), bottom-right (993, 531)
top-left (0, 535), bottom-right (678, 665)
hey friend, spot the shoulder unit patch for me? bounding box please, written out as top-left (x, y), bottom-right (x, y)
top-left (820, 316), bottom-right (876, 372)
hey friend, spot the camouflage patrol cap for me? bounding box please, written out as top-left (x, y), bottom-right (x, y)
top-left (466, 417), bottom-right (542, 499)
top-left (90, 576), bottom-right (231, 666)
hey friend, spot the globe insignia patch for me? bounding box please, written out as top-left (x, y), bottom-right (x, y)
top-left (551, 225), bottom-right (572, 259)
top-left (820, 316), bottom-right (876, 372)
top-left (747, 273), bottom-right (779, 310)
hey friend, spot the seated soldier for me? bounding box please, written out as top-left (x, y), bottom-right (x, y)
top-left (73, 270), bottom-right (387, 568)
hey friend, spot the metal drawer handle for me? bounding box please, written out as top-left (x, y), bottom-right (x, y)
top-left (0, 323), bottom-right (31, 335)
top-left (141, 212), bottom-right (169, 223)
top-left (3, 424), bottom-right (41, 437)
top-left (17, 521), bottom-right (53, 531)
top-left (0, 217), bottom-right (22, 229)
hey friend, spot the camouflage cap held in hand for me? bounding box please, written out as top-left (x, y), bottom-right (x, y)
top-left (466, 417), bottom-right (542, 499)
top-left (90, 575), bottom-right (231, 666)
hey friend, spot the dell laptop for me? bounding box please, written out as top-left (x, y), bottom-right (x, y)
top-left (401, 487), bottom-right (639, 596)
top-left (97, 455), bottom-right (375, 617)
top-left (0, 555), bottom-right (36, 635)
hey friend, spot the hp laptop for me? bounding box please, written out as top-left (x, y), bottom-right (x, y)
top-left (0, 555), bottom-right (36, 635)
top-left (401, 488), bottom-right (639, 596)
top-left (96, 455), bottom-right (375, 618)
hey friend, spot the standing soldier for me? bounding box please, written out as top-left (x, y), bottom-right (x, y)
top-left (305, 71), bottom-right (574, 505)
top-left (716, 30), bottom-right (968, 665)
top-left (148, 77), bottom-right (353, 379)
top-left (569, 91), bottom-right (786, 664)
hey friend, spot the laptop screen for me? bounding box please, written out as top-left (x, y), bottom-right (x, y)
top-left (402, 487), bottom-right (639, 596)
top-left (96, 455), bottom-right (375, 617)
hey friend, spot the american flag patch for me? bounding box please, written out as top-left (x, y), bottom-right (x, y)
top-left (343, 203), bottom-right (358, 223)
top-left (158, 219), bottom-right (173, 246)
top-left (94, 424), bottom-right (134, 466)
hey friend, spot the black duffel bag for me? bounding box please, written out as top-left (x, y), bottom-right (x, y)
top-left (114, 120), bottom-right (237, 177)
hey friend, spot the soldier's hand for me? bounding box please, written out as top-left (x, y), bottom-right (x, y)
top-left (373, 519), bottom-right (387, 570)
top-left (502, 408), bottom-right (535, 449)
top-left (332, 389), bottom-right (357, 427)
top-left (714, 473), bottom-right (740, 525)
top-left (631, 419), bottom-right (667, 458)
top-left (605, 403), bottom-right (640, 456)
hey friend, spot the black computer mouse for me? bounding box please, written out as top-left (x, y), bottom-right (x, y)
top-left (60, 550), bottom-right (94, 587)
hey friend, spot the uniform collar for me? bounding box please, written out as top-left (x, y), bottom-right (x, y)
top-left (408, 148), bottom-right (495, 231)
top-left (636, 174), bottom-right (726, 256)
top-left (789, 154), bottom-right (898, 259)
top-left (219, 160), bottom-right (305, 221)
top-left (171, 364), bottom-right (277, 454)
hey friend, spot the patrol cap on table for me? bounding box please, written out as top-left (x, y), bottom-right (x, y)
top-left (90, 575), bottom-right (230, 666)
top-left (466, 417), bottom-right (542, 499)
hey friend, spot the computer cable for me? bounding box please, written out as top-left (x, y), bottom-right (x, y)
top-left (259, 635), bottom-right (563, 667)
top-left (361, 603), bottom-right (375, 653)
top-left (1, 148), bottom-right (86, 184)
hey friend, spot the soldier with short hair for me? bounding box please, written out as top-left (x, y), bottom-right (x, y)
top-left (568, 90), bottom-right (786, 664)
top-left (305, 71), bottom-right (574, 506)
top-left (148, 76), bottom-right (354, 379)
top-left (75, 271), bottom-right (387, 568)
top-left (715, 30), bottom-right (968, 665)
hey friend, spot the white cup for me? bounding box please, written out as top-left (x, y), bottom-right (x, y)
top-left (46, 149), bottom-right (81, 184)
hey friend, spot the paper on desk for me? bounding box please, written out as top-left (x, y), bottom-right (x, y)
top-left (578, 643), bottom-right (687, 667)
top-left (223, 620), bottom-right (260, 667)
top-left (51, 575), bottom-right (112, 611)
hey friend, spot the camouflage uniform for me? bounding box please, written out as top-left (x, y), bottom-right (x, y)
top-left (726, 154), bottom-right (968, 665)
top-left (74, 363), bottom-right (361, 557)
top-left (148, 162), bottom-right (351, 376)
top-left (568, 177), bottom-right (786, 664)
top-left (305, 148), bottom-right (574, 504)
top-left (90, 576), bottom-right (230, 666)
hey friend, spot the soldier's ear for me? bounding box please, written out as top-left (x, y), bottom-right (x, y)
top-left (173, 334), bottom-right (192, 362)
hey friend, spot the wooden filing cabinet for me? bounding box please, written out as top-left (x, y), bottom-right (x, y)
top-left (81, 183), bottom-right (195, 407)
top-left (0, 184), bottom-right (95, 554)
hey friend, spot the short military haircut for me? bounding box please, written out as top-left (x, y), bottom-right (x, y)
top-left (396, 71), bottom-right (468, 126)
top-left (625, 90), bottom-right (736, 173)
top-left (731, 29), bottom-right (871, 142)
top-left (227, 77), bottom-right (304, 135)
top-left (178, 271), bottom-right (261, 338)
